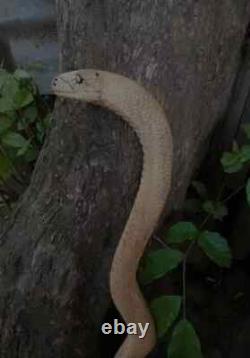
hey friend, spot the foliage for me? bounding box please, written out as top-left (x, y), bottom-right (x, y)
top-left (167, 221), bottom-right (199, 244)
top-left (140, 248), bottom-right (183, 285)
top-left (0, 68), bottom-right (51, 207)
top-left (168, 320), bottom-right (203, 358)
top-left (184, 181), bottom-right (228, 221)
top-left (150, 296), bottom-right (181, 338)
top-left (197, 231), bottom-right (231, 268)
top-left (139, 218), bottom-right (232, 356)
top-left (139, 124), bottom-right (250, 356)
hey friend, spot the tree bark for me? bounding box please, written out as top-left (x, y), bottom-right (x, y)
top-left (0, 1), bottom-right (250, 357)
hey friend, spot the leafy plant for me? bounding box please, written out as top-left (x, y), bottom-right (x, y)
top-left (139, 124), bottom-right (250, 356)
top-left (220, 125), bottom-right (250, 206)
top-left (140, 248), bottom-right (183, 285)
top-left (168, 319), bottom-right (202, 358)
top-left (0, 68), bottom-right (51, 207)
top-left (140, 220), bottom-right (231, 357)
top-left (150, 296), bottom-right (181, 338)
top-left (184, 181), bottom-right (228, 221)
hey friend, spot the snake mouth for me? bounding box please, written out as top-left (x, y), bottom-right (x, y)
top-left (51, 75), bottom-right (74, 93)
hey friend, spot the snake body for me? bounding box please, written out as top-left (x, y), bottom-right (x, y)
top-left (51, 70), bottom-right (173, 357)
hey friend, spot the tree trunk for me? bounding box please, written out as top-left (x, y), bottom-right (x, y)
top-left (0, 1), bottom-right (250, 357)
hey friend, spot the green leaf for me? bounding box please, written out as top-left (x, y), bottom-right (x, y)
top-left (0, 153), bottom-right (13, 179)
top-left (246, 179), bottom-right (250, 206)
top-left (198, 231), bottom-right (232, 268)
top-left (168, 319), bottom-right (203, 358)
top-left (17, 140), bottom-right (31, 156)
top-left (0, 69), bottom-right (11, 88)
top-left (0, 70), bottom-right (33, 112)
top-left (202, 200), bottom-right (228, 220)
top-left (0, 74), bottom-right (19, 113)
top-left (17, 118), bottom-right (29, 131)
top-left (24, 105), bottom-right (38, 123)
top-left (14, 88), bottom-right (33, 108)
top-left (0, 115), bottom-right (12, 134)
top-left (24, 146), bottom-right (38, 162)
top-left (139, 248), bottom-right (183, 285)
top-left (167, 222), bottom-right (199, 244)
top-left (2, 132), bottom-right (29, 149)
top-left (221, 151), bottom-right (243, 173)
top-left (150, 296), bottom-right (181, 338)
top-left (240, 145), bottom-right (250, 163)
top-left (192, 181), bottom-right (207, 199)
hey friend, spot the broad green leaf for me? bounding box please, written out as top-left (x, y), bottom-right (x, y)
top-left (167, 222), bottom-right (199, 244)
top-left (0, 97), bottom-right (15, 113)
top-left (24, 145), bottom-right (38, 162)
top-left (0, 71), bottom-right (33, 112)
top-left (0, 69), bottom-right (11, 88)
top-left (246, 179), bottom-right (250, 206)
top-left (191, 181), bottom-right (207, 199)
top-left (2, 132), bottom-right (28, 149)
top-left (0, 115), bottom-right (12, 134)
top-left (202, 200), bottom-right (228, 221)
top-left (240, 145), bottom-right (250, 163)
top-left (168, 319), bottom-right (203, 358)
top-left (221, 151), bottom-right (242, 173)
top-left (150, 296), bottom-right (181, 338)
top-left (17, 140), bottom-right (31, 156)
top-left (14, 88), bottom-right (33, 108)
top-left (0, 153), bottom-right (13, 179)
top-left (140, 248), bottom-right (183, 285)
top-left (198, 231), bottom-right (232, 268)
top-left (17, 118), bottom-right (29, 131)
top-left (16, 106), bottom-right (37, 130)
top-left (0, 74), bottom-right (19, 113)
top-left (23, 105), bottom-right (38, 123)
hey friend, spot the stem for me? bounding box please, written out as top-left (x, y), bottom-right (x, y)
top-left (222, 184), bottom-right (245, 204)
top-left (182, 240), bottom-right (195, 320)
top-left (199, 213), bottom-right (212, 230)
top-left (153, 234), bottom-right (168, 248)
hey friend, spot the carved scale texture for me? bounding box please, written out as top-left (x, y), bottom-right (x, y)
top-left (52, 70), bottom-right (173, 357)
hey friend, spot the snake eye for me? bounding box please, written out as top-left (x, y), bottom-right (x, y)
top-left (75, 74), bottom-right (84, 84)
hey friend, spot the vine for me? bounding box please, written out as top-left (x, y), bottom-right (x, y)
top-left (139, 124), bottom-right (250, 357)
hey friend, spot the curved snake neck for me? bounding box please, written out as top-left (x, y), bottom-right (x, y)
top-left (52, 70), bottom-right (173, 357)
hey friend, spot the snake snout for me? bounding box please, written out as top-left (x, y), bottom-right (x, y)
top-left (51, 76), bottom-right (59, 89)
